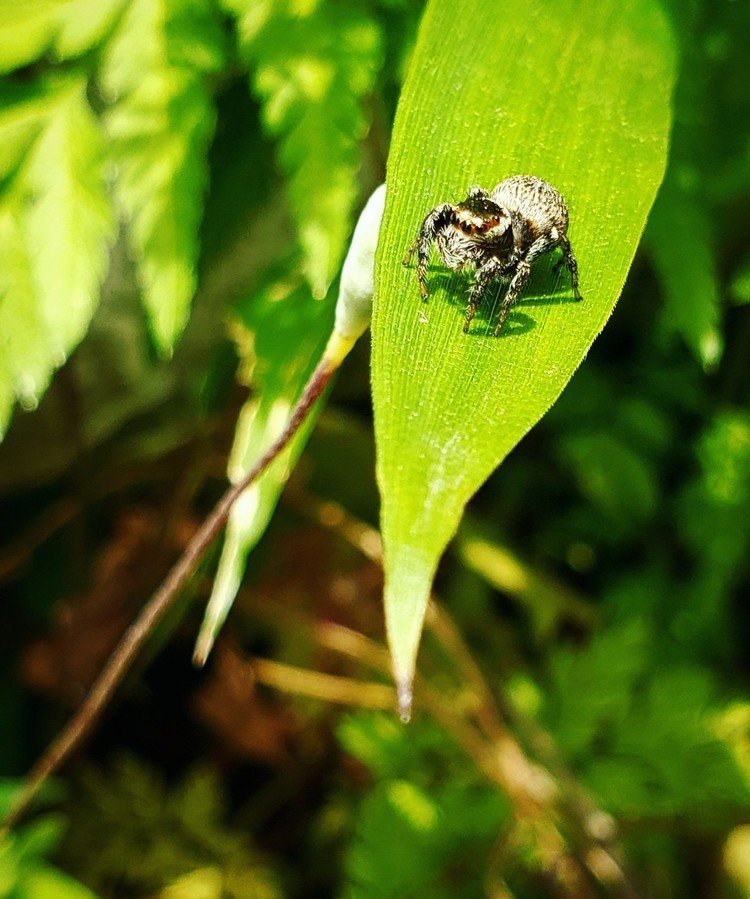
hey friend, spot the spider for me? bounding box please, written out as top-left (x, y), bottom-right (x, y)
top-left (403, 175), bottom-right (582, 336)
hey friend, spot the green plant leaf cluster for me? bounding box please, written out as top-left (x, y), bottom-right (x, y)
top-left (60, 757), bottom-right (281, 899)
top-left (0, 779), bottom-right (96, 899)
top-left (0, 76), bottom-right (114, 432)
top-left (224, 0), bottom-right (384, 298)
top-left (99, 0), bottom-right (226, 352)
top-left (0, 0), bottom-right (227, 433)
top-left (540, 621), bottom-right (750, 819)
top-left (338, 713), bottom-right (508, 897)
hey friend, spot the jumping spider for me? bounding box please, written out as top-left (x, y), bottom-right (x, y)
top-left (403, 175), bottom-right (582, 336)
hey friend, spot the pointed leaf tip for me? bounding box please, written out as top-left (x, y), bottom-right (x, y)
top-left (192, 637), bottom-right (210, 669)
top-left (397, 680), bottom-right (413, 723)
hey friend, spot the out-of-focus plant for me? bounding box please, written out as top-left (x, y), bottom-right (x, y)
top-left (60, 757), bottom-right (281, 898)
top-left (0, 780), bottom-right (95, 898)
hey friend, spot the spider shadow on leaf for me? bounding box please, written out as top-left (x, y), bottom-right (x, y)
top-left (423, 258), bottom-right (577, 338)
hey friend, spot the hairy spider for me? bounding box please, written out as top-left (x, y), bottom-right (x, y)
top-left (403, 175), bottom-right (582, 336)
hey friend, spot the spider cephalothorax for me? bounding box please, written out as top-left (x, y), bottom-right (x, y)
top-left (403, 175), bottom-right (582, 336)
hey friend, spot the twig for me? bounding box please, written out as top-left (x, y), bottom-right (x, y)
top-left (1, 357), bottom-right (336, 833)
top-left (250, 657), bottom-right (394, 709)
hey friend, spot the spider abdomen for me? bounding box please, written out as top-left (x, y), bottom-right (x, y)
top-left (491, 175), bottom-right (569, 241)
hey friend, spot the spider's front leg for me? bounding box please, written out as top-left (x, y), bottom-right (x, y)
top-left (546, 234), bottom-right (582, 302)
top-left (463, 258), bottom-right (504, 333)
top-left (403, 203), bottom-right (454, 300)
top-left (493, 260), bottom-right (531, 336)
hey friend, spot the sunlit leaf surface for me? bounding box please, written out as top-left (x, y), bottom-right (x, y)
top-left (371, 0), bottom-right (676, 703)
top-left (0, 79), bottom-right (114, 436)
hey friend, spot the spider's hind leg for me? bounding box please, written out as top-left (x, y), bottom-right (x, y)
top-left (555, 234), bottom-right (582, 301)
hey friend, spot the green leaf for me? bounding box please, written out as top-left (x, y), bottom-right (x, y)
top-left (195, 277), bottom-right (332, 661)
top-left (344, 777), bottom-right (505, 897)
top-left (0, 0), bottom-right (127, 72)
top-left (0, 200), bottom-right (54, 424)
top-left (0, 80), bottom-right (62, 181)
top-left (24, 80), bottom-right (115, 352)
top-left (646, 174), bottom-right (722, 368)
top-left (54, 0), bottom-right (129, 60)
top-left (546, 619), bottom-right (647, 758)
top-left (730, 252), bottom-right (750, 305)
top-left (229, 0), bottom-right (383, 298)
top-left (557, 431), bottom-right (659, 525)
top-left (22, 869), bottom-right (98, 899)
top-left (100, 0), bottom-right (225, 352)
top-left (0, 0), bottom-right (62, 74)
top-left (0, 78), bottom-right (114, 437)
top-left (371, 0), bottom-right (676, 705)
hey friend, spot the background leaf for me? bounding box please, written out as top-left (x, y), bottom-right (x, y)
top-left (99, 0), bottom-right (225, 353)
top-left (0, 78), bottom-right (114, 436)
top-left (0, 0), bottom-right (63, 74)
top-left (227, 0), bottom-right (383, 298)
top-left (371, 0), bottom-right (676, 699)
top-left (0, 0), bottom-right (127, 72)
top-left (196, 275), bottom-right (332, 659)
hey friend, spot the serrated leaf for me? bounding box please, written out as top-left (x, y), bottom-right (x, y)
top-left (371, 0), bottom-right (676, 704)
top-left (230, 0), bottom-right (382, 297)
top-left (0, 0), bottom-right (127, 72)
top-left (0, 80), bottom-right (62, 182)
top-left (0, 0), bottom-right (62, 74)
top-left (54, 0), bottom-right (129, 60)
top-left (0, 78), bottom-right (114, 437)
top-left (0, 199), bottom-right (55, 421)
top-left (25, 81), bottom-right (115, 351)
top-left (100, 0), bottom-right (225, 352)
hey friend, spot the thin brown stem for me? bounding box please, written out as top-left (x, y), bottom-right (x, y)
top-left (251, 657), bottom-right (394, 709)
top-left (1, 357), bottom-right (336, 833)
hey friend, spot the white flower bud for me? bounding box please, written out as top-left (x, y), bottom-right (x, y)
top-left (334, 183), bottom-right (386, 340)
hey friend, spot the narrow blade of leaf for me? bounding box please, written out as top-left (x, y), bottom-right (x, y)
top-left (647, 176), bottom-right (722, 369)
top-left (371, 0), bottom-right (676, 710)
top-left (195, 280), bottom-right (331, 661)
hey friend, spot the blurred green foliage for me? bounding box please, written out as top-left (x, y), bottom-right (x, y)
top-left (0, 780), bottom-right (95, 898)
top-left (61, 757), bottom-right (280, 898)
top-left (1, 0), bottom-right (750, 897)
